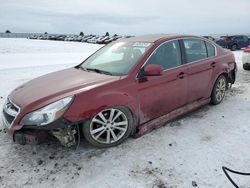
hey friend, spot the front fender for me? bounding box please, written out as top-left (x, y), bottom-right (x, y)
top-left (64, 90), bottom-right (138, 124)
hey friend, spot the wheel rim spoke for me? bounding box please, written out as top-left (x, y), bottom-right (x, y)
top-left (92, 118), bottom-right (106, 125)
top-left (113, 127), bottom-right (127, 132)
top-left (113, 111), bottom-right (122, 121)
top-left (109, 109), bottom-right (115, 121)
top-left (91, 126), bottom-right (105, 134)
top-left (106, 130), bottom-right (111, 143)
top-left (110, 129), bottom-right (118, 141)
top-left (98, 112), bottom-right (107, 123)
top-left (113, 121), bottom-right (127, 127)
top-left (218, 94), bottom-right (221, 101)
top-left (217, 91), bottom-right (222, 101)
top-left (95, 129), bottom-right (106, 139)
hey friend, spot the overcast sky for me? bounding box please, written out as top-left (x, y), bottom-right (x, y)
top-left (0, 0), bottom-right (249, 35)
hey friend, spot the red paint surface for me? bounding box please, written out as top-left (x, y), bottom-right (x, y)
top-left (7, 35), bottom-right (236, 136)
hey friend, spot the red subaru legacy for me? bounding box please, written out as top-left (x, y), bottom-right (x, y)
top-left (2, 35), bottom-right (237, 148)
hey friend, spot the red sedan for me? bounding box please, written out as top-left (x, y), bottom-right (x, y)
top-left (2, 35), bottom-right (237, 148)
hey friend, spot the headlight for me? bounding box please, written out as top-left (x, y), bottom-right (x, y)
top-left (21, 96), bottom-right (73, 126)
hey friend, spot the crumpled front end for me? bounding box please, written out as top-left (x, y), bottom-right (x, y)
top-left (2, 98), bottom-right (78, 147)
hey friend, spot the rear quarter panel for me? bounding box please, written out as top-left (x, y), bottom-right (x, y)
top-left (208, 46), bottom-right (236, 94)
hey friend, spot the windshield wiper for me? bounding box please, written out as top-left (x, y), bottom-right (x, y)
top-left (78, 66), bottom-right (88, 71)
top-left (85, 68), bottom-right (113, 75)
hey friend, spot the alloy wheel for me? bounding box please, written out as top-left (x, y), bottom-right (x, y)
top-left (89, 108), bottom-right (129, 144)
top-left (215, 78), bottom-right (226, 102)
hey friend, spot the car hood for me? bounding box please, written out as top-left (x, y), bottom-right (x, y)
top-left (9, 68), bottom-right (119, 110)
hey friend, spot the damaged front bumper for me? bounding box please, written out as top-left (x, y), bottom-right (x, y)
top-left (2, 109), bottom-right (79, 147)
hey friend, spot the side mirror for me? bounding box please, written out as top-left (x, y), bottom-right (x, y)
top-left (144, 64), bottom-right (163, 76)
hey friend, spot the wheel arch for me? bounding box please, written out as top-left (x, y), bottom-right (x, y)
top-left (209, 71), bottom-right (229, 96)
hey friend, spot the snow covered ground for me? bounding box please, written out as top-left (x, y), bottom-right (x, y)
top-left (0, 38), bottom-right (250, 188)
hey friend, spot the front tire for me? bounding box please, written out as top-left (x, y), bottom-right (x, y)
top-left (210, 75), bottom-right (227, 105)
top-left (83, 106), bottom-right (134, 148)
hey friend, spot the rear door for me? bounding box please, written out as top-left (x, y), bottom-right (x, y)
top-left (181, 39), bottom-right (216, 103)
top-left (137, 40), bottom-right (188, 123)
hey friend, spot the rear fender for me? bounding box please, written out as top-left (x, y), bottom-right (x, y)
top-left (210, 62), bottom-right (236, 94)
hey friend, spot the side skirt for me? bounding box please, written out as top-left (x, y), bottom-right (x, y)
top-left (134, 98), bottom-right (210, 138)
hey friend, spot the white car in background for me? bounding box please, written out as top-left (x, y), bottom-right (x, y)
top-left (243, 46), bottom-right (250, 70)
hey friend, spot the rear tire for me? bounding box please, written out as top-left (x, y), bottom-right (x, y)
top-left (83, 106), bottom-right (134, 148)
top-left (210, 75), bottom-right (227, 105)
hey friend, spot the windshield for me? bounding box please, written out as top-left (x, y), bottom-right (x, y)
top-left (80, 41), bottom-right (152, 76)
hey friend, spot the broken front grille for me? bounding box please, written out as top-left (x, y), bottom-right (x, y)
top-left (2, 98), bottom-right (20, 128)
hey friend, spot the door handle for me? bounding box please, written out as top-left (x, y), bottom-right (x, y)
top-left (178, 72), bottom-right (185, 79)
top-left (211, 62), bottom-right (216, 68)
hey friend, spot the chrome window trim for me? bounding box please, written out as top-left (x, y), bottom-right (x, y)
top-left (2, 98), bottom-right (21, 129)
top-left (135, 37), bottom-right (218, 79)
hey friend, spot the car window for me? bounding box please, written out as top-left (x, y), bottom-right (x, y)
top-left (81, 42), bottom-right (152, 75)
top-left (243, 36), bottom-right (248, 42)
top-left (145, 40), bottom-right (182, 70)
top-left (234, 36), bottom-right (243, 40)
top-left (90, 47), bottom-right (124, 65)
top-left (206, 42), bottom-right (215, 57)
top-left (183, 39), bottom-right (207, 63)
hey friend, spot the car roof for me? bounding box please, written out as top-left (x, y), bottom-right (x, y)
top-left (119, 34), bottom-right (197, 43)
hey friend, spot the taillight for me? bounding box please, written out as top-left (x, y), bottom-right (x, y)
top-left (243, 47), bottom-right (250, 53)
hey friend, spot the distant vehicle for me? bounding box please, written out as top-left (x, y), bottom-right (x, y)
top-left (96, 36), bottom-right (110, 44)
top-left (87, 36), bottom-right (99, 43)
top-left (72, 36), bottom-right (84, 42)
top-left (47, 35), bottom-right (58, 40)
top-left (64, 36), bottom-right (74, 41)
top-left (55, 35), bottom-right (66, 41)
top-left (28, 35), bottom-right (37, 39)
top-left (2, 34), bottom-right (237, 148)
top-left (69, 35), bottom-right (83, 42)
top-left (103, 35), bottom-right (122, 44)
top-left (28, 33), bottom-right (126, 44)
top-left (81, 35), bottom-right (95, 42)
top-left (94, 36), bottom-right (104, 43)
top-left (216, 35), bottom-right (250, 51)
top-left (203, 36), bottom-right (215, 41)
top-left (243, 46), bottom-right (250, 70)
top-left (38, 35), bottom-right (46, 40)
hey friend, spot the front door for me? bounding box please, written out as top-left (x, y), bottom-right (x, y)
top-left (137, 40), bottom-right (187, 124)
